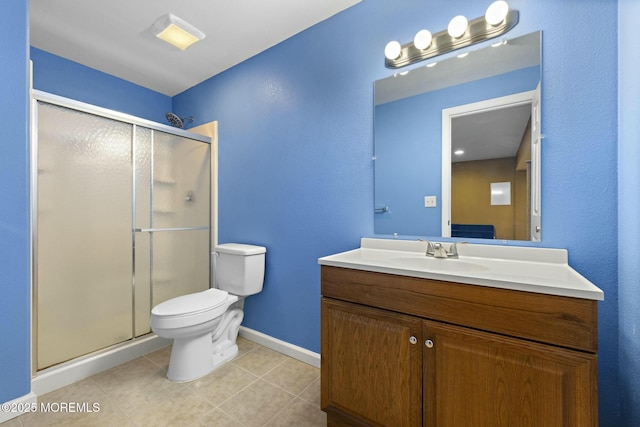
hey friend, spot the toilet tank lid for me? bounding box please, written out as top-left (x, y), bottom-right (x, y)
top-left (215, 243), bottom-right (266, 255)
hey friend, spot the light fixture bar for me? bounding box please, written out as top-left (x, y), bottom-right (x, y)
top-left (385, 10), bottom-right (518, 69)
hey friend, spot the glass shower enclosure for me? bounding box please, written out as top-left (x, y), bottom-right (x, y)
top-left (32, 92), bottom-right (211, 370)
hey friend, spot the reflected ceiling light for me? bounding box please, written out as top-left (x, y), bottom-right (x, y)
top-left (454, 150), bottom-right (465, 156)
top-left (485, 1), bottom-right (510, 26)
top-left (383, 1), bottom-right (518, 69)
top-left (426, 62), bottom-right (438, 68)
top-left (151, 13), bottom-right (205, 50)
top-left (491, 39), bottom-right (508, 47)
top-left (448, 15), bottom-right (469, 38)
top-left (384, 40), bottom-right (402, 60)
top-left (457, 52), bottom-right (469, 58)
top-left (413, 30), bottom-right (433, 50)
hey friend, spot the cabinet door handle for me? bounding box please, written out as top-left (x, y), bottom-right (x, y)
top-left (409, 336), bottom-right (417, 345)
top-left (425, 339), bottom-right (434, 348)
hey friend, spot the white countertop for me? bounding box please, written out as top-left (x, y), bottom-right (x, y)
top-left (318, 238), bottom-right (604, 301)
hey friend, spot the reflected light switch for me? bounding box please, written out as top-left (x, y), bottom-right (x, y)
top-left (424, 196), bottom-right (437, 207)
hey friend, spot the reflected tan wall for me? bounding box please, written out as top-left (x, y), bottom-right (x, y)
top-left (452, 157), bottom-right (517, 240)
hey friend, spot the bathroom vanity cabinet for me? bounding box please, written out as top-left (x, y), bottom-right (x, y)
top-left (320, 265), bottom-right (598, 427)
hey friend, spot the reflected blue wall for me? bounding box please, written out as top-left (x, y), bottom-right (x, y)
top-left (374, 66), bottom-right (539, 236)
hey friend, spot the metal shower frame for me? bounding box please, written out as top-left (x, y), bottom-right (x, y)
top-left (30, 90), bottom-right (212, 374)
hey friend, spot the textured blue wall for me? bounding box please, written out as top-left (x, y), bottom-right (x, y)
top-left (618, 0), bottom-right (640, 424)
top-left (0, 0), bottom-right (31, 404)
top-left (374, 66), bottom-right (540, 236)
top-left (174, 0), bottom-right (620, 423)
top-left (30, 48), bottom-right (171, 122)
top-left (1, 0), bottom-right (625, 423)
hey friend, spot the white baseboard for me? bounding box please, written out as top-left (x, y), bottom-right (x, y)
top-left (32, 334), bottom-right (170, 397)
top-left (0, 391), bottom-right (37, 423)
top-left (239, 326), bottom-right (320, 368)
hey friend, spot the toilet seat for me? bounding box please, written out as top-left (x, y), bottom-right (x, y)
top-left (151, 288), bottom-right (233, 329)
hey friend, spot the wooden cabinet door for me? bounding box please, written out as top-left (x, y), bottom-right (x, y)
top-left (321, 298), bottom-right (423, 427)
top-left (423, 320), bottom-right (597, 427)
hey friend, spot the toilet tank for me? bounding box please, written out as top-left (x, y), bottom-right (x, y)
top-left (214, 243), bottom-right (266, 296)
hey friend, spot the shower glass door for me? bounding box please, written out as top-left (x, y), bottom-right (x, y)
top-left (134, 129), bottom-right (211, 336)
top-left (34, 94), bottom-right (212, 369)
top-left (36, 103), bottom-right (133, 369)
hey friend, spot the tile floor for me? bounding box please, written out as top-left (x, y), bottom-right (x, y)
top-left (4, 337), bottom-right (325, 427)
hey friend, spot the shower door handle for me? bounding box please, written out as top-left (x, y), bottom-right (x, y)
top-left (134, 226), bottom-right (209, 233)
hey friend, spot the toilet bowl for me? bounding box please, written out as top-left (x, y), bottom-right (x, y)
top-left (150, 243), bottom-right (266, 382)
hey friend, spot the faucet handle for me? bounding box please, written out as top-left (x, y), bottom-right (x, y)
top-left (449, 242), bottom-right (458, 256)
top-left (425, 240), bottom-right (435, 256)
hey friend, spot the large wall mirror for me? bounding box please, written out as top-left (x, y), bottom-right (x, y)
top-left (374, 31), bottom-right (541, 241)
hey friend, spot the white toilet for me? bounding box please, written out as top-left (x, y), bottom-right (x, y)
top-left (150, 243), bottom-right (266, 382)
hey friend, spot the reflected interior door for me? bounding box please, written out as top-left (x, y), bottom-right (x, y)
top-left (37, 103), bottom-right (133, 369)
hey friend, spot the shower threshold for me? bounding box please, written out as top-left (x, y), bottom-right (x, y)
top-left (31, 333), bottom-right (170, 397)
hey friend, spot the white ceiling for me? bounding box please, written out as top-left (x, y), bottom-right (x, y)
top-left (452, 103), bottom-right (532, 163)
top-left (30, 0), bottom-right (361, 96)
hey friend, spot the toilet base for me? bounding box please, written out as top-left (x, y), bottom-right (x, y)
top-left (165, 306), bottom-right (244, 382)
top-left (167, 332), bottom-right (214, 382)
top-left (213, 342), bottom-right (238, 367)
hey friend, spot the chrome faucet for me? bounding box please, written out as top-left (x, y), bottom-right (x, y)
top-left (425, 241), bottom-right (459, 259)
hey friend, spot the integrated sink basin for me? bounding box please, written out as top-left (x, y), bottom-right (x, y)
top-left (389, 256), bottom-right (489, 273)
top-left (318, 238), bottom-right (604, 300)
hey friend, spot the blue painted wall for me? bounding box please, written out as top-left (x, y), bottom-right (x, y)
top-left (175, 0), bottom-right (620, 424)
top-left (374, 66), bottom-right (540, 236)
top-left (0, 0), bottom-right (31, 404)
top-left (618, 0), bottom-right (640, 424)
top-left (30, 47), bottom-right (171, 122)
top-left (1, 0), bottom-right (630, 424)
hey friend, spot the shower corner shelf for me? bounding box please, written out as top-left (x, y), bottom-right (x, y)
top-left (152, 209), bottom-right (176, 215)
top-left (153, 178), bottom-right (177, 185)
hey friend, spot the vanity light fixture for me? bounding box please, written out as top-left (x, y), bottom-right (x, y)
top-left (384, 1), bottom-right (518, 68)
top-left (384, 40), bottom-right (402, 60)
top-left (151, 13), bottom-right (206, 51)
top-left (448, 15), bottom-right (469, 38)
top-left (485, 0), bottom-right (510, 26)
top-left (413, 29), bottom-right (433, 50)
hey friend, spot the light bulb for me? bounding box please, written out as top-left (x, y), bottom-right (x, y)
top-left (448, 15), bottom-right (468, 38)
top-left (485, 1), bottom-right (509, 26)
top-left (384, 41), bottom-right (402, 60)
top-left (413, 29), bottom-right (433, 50)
